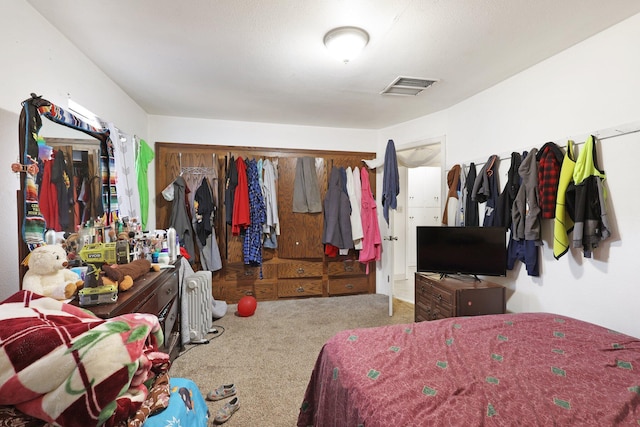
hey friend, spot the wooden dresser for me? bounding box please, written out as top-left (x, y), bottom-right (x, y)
top-left (414, 273), bottom-right (505, 322)
top-left (73, 267), bottom-right (181, 361)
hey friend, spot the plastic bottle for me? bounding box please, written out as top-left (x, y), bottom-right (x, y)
top-left (167, 227), bottom-right (177, 262)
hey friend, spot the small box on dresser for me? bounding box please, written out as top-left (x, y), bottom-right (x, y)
top-left (415, 273), bottom-right (505, 322)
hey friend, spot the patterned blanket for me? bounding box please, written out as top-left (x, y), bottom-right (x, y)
top-left (0, 291), bottom-right (169, 426)
top-left (298, 312), bottom-right (640, 426)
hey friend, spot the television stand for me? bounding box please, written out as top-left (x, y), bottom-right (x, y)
top-left (415, 273), bottom-right (506, 322)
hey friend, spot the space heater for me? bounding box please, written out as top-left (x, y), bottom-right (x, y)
top-left (184, 270), bottom-right (213, 344)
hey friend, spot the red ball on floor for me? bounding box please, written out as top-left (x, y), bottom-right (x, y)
top-left (237, 295), bottom-right (257, 317)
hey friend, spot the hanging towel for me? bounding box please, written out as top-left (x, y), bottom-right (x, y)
top-left (382, 139), bottom-right (399, 224)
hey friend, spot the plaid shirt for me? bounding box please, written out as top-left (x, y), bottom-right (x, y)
top-left (536, 142), bottom-right (564, 219)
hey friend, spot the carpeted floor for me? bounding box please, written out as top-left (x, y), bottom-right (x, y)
top-left (169, 294), bottom-right (414, 426)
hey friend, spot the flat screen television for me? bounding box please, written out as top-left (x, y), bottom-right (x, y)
top-left (416, 226), bottom-right (507, 277)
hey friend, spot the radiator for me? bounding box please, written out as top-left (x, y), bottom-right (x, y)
top-left (184, 270), bottom-right (213, 344)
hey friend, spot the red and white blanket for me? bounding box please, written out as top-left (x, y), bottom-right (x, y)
top-left (0, 291), bottom-right (170, 427)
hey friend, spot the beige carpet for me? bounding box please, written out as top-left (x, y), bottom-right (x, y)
top-left (169, 294), bottom-right (414, 426)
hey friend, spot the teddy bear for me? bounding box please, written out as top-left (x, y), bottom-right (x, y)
top-left (22, 244), bottom-right (84, 300)
top-left (100, 259), bottom-right (153, 292)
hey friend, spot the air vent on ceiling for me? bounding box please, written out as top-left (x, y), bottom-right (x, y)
top-left (381, 76), bottom-right (438, 96)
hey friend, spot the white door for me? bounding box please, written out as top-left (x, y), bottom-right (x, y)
top-left (380, 138), bottom-right (444, 315)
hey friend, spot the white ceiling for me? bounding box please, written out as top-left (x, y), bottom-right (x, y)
top-left (26, 0), bottom-right (640, 130)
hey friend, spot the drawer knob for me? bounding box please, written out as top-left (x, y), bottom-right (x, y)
top-left (296, 287), bottom-right (305, 293)
top-left (421, 285), bottom-right (425, 293)
top-left (437, 294), bottom-right (443, 301)
top-left (297, 268), bottom-right (305, 274)
top-left (345, 283), bottom-right (354, 289)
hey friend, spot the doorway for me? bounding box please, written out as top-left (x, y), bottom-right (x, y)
top-left (384, 138), bottom-right (444, 307)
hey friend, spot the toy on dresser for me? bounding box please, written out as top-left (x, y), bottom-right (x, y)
top-left (21, 244), bottom-right (83, 300)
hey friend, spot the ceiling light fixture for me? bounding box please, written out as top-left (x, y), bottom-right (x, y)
top-left (323, 26), bottom-right (369, 63)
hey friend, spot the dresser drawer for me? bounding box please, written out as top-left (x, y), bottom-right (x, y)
top-left (327, 260), bottom-right (366, 277)
top-left (328, 276), bottom-right (369, 295)
top-left (278, 261), bottom-right (323, 278)
top-left (430, 282), bottom-right (454, 306)
top-left (278, 278), bottom-right (323, 297)
top-left (218, 280), bottom-right (277, 304)
top-left (225, 263), bottom-right (276, 281)
top-left (137, 270), bottom-right (178, 315)
top-left (158, 296), bottom-right (179, 349)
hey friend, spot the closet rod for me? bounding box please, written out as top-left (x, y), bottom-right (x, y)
top-left (458, 120), bottom-right (640, 170)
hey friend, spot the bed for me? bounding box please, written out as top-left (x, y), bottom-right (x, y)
top-left (298, 312), bottom-right (640, 426)
top-left (0, 291), bottom-right (209, 427)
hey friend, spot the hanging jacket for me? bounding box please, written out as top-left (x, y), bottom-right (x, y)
top-left (382, 139), bottom-right (399, 224)
top-left (495, 152), bottom-right (522, 229)
top-left (553, 141), bottom-right (577, 259)
top-left (225, 155), bottom-right (237, 225)
top-left (442, 164), bottom-right (461, 226)
top-left (346, 166), bottom-right (364, 249)
top-left (170, 176), bottom-right (196, 260)
top-left (359, 167), bottom-right (381, 272)
top-left (465, 163), bottom-right (479, 226)
top-left (231, 157), bottom-right (250, 236)
top-left (536, 142), bottom-right (565, 219)
top-left (194, 178), bottom-right (214, 246)
top-left (472, 155), bottom-right (500, 226)
top-left (322, 167), bottom-right (353, 250)
top-left (243, 159), bottom-right (266, 266)
top-left (566, 135), bottom-right (610, 258)
top-left (512, 149), bottom-right (541, 244)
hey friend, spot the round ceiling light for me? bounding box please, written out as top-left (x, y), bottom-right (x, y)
top-left (323, 26), bottom-right (369, 63)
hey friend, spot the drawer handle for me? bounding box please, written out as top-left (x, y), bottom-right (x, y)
top-left (244, 291), bottom-right (254, 296)
top-left (344, 265), bottom-right (354, 272)
top-left (296, 287), bottom-right (305, 293)
top-left (437, 294), bottom-right (443, 301)
top-left (421, 285), bottom-right (426, 293)
top-left (244, 270), bottom-right (254, 276)
top-left (345, 283), bottom-right (354, 289)
top-left (297, 268), bottom-right (305, 274)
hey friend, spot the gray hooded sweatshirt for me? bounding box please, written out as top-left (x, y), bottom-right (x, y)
top-left (511, 149), bottom-right (542, 244)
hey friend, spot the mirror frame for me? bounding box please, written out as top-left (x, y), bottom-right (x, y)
top-left (18, 94), bottom-right (118, 283)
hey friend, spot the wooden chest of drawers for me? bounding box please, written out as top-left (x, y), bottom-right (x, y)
top-left (74, 267), bottom-right (181, 361)
top-left (414, 273), bottom-right (505, 322)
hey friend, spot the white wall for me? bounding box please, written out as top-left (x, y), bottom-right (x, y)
top-left (380, 12), bottom-right (640, 338)
top-left (0, 1), bottom-right (149, 300)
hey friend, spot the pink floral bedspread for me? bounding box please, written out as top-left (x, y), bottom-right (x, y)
top-left (0, 291), bottom-right (169, 427)
top-left (298, 312), bottom-right (640, 426)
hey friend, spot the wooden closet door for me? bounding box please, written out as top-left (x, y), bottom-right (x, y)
top-left (277, 156), bottom-right (327, 259)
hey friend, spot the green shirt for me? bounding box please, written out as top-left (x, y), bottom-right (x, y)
top-left (135, 139), bottom-right (154, 230)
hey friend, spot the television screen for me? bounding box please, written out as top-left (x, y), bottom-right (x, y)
top-left (416, 226), bottom-right (507, 277)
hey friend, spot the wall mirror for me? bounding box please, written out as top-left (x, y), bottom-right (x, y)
top-left (17, 95), bottom-right (117, 277)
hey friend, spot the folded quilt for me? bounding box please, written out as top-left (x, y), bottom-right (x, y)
top-left (0, 291), bottom-right (169, 427)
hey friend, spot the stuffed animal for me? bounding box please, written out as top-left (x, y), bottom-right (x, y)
top-left (100, 259), bottom-right (153, 292)
top-left (22, 245), bottom-right (84, 300)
